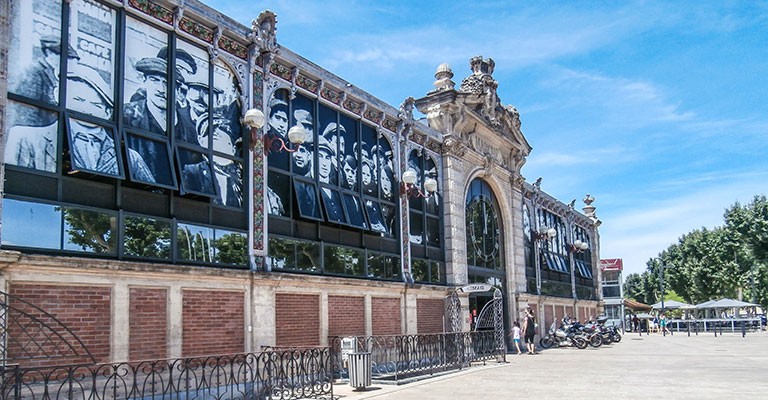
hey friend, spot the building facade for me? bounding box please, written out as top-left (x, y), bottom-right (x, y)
top-left (0, 0), bottom-right (602, 366)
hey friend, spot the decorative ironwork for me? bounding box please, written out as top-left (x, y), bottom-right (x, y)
top-left (445, 291), bottom-right (462, 333)
top-left (0, 348), bottom-right (334, 400)
top-left (329, 331), bottom-right (500, 384)
top-left (472, 287), bottom-right (507, 358)
top-left (0, 291), bottom-right (95, 365)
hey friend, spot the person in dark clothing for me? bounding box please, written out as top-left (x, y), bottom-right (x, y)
top-left (522, 307), bottom-right (537, 354)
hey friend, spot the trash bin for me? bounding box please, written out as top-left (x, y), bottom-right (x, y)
top-left (348, 352), bottom-right (371, 390)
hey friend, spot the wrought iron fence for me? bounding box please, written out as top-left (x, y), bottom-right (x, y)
top-left (0, 348), bottom-right (334, 400)
top-left (330, 331), bottom-right (501, 383)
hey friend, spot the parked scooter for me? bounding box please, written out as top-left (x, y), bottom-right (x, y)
top-left (539, 321), bottom-right (588, 349)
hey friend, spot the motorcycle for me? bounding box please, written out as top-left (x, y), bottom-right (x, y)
top-left (539, 321), bottom-right (588, 349)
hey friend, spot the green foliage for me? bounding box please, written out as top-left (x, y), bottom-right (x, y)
top-left (623, 195), bottom-right (768, 309)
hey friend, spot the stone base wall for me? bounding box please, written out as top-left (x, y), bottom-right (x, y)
top-left (0, 251), bottom-right (453, 365)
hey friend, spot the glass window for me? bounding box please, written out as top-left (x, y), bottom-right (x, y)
top-left (1, 199), bottom-right (62, 249)
top-left (176, 223), bottom-right (213, 263)
top-left (62, 207), bottom-right (117, 254)
top-left (324, 245), bottom-right (363, 276)
top-left (66, 117), bottom-right (122, 177)
top-left (367, 253), bottom-right (401, 280)
top-left (267, 172), bottom-right (290, 217)
top-left (465, 179), bottom-right (502, 270)
top-left (213, 229), bottom-right (247, 266)
top-left (123, 215), bottom-right (171, 259)
top-left (4, 101), bottom-right (59, 173)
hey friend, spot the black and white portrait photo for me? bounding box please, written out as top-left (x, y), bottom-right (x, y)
top-left (213, 59), bottom-right (243, 149)
top-left (67, 117), bottom-right (120, 176)
top-left (267, 91), bottom-right (290, 170)
top-left (316, 136), bottom-right (337, 186)
top-left (364, 200), bottom-right (387, 234)
top-left (173, 40), bottom-right (209, 145)
top-left (343, 194), bottom-right (367, 229)
top-left (210, 120), bottom-right (243, 207)
top-left (67, 0), bottom-right (116, 118)
top-left (123, 18), bottom-right (169, 135)
top-left (267, 173), bottom-right (289, 217)
top-left (381, 204), bottom-right (396, 237)
top-left (4, 102), bottom-right (59, 173)
top-left (292, 139), bottom-right (313, 177)
top-left (320, 187), bottom-right (346, 224)
top-left (380, 165), bottom-right (395, 202)
top-left (125, 133), bottom-right (172, 185)
top-left (178, 148), bottom-right (216, 196)
top-left (294, 180), bottom-right (322, 220)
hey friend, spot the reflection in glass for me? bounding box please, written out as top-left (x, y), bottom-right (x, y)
top-left (177, 223), bottom-right (213, 262)
top-left (123, 215), bottom-right (171, 259)
top-left (324, 245), bottom-right (363, 276)
top-left (426, 217), bottom-right (440, 247)
top-left (412, 259), bottom-right (428, 282)
top-left (268, 237), bottom-right (320, 272)
top-left (409, 211), bottom-right (423, 244)
top-left (63, 208), bottom-right (117, 254)
top-left (296, 241), bottom-right (321, 272)
top-left (367, 253), bottom-right (401, 280)
top-left (213, 229), bottom-right (247, 266)
top-left (381, 204), bottom-right (396, 236)
top-left (67, 118), bottom-right (120, 176)
top-left (1, 199), bottom-right (62, 249)
top-left (429, 261), bottom-right (442, 283)
top-left (4, 101), bottom-right (59, 173)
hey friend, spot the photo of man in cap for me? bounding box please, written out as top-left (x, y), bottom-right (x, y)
top-left (317, 136), bottom-right (345, 224)
top-left (3, 108), bottom-right (58, 173)
top-left (124, 57), bottom-right (171, 135)
top-left (123, 57), bottom-right (177, 184)
top-left (267, 95), bottom-right (290, 170)
top-left (65, 66), bottom-right (119, 176)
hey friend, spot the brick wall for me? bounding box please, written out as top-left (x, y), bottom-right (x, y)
top-left (372, 297), bottom-right (401, 335)
top-left (565, 306), bottom-right (574, 321)
top-left (416, 298), bottom-right (444, 334)
top-left (129, 288), bottom-right (167, 361)
top-left (9, 284), bottom-right (111, 367)
top-left (182, 290), bottom-right (244, 357)
top-left (275, 293), bottom-right (320, 346)
top-left (328, 295), bottom-right (364, 337)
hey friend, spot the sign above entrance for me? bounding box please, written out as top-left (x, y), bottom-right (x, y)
top-left (600, 258), bottom-right (623, 271)
top-left (459, 284), bottom-right (493, 293)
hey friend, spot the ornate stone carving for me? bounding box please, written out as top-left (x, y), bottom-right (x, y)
top-left (364, 108), bottom-right (383, 124)
top-left (442, 137), bottom-right (466, 157)
top-left (397, 96), bottom-right (416, 136)
top-left (250, 10), bottom-right (279, 55)
top-left (296, 74), bottom-right (318, 93)
top-left (129, 0), bottom-right (173, 25)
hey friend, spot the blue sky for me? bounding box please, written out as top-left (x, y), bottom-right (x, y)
top-left (207, 0), bottom-right (767, 276)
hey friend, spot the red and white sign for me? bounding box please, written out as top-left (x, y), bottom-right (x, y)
top-left (600, 258), bottom-right (623, 271)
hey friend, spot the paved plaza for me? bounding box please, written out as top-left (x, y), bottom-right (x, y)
top-left (332, 331), bottom-right (768, 399)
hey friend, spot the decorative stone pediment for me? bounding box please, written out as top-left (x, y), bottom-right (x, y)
top-left (415, 56), bottom-right (532, 174)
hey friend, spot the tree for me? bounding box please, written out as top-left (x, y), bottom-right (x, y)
top-left (623, 273), bottom-right (644, 302)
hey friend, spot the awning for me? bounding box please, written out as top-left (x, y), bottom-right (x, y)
top-left (543, 253), bottom-right (569, 273)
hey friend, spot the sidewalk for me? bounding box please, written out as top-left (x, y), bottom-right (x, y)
top-left (331, 331), bottom-right (768, 399)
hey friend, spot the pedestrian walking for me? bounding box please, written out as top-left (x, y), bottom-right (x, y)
top-left (508, 321), bottom-right (523, 354)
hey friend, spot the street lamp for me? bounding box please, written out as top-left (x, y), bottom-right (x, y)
top-left (400, 168), bottom-right (438, 198)
top-left (244, 108), bottom-right (308, 154)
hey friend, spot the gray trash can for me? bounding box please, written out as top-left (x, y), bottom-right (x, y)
top-left (348, 352), bottom-right (371, 390)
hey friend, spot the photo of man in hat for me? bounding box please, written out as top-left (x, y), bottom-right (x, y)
top-left (124, 57), bottom-right (171, 135)
top-left (267, 94), bottom-right (290, 170)
top-left (65, 66), bottom-right (120, 176)
top-left (317, 136), bottom-right (345, 224)
top-left (3, 106), bottom-right (58, 173)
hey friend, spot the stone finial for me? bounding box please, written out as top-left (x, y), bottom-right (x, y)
top-left (251, 10), bottom-right (278, 54)
top-left (582, 193), bottom-right (597, 218)
top-left (433, 63), bottom-right (455, 92)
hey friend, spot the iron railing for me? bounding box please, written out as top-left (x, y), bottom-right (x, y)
top-left (330, 331), bottom-right (502, 383)
top-left (0, 348), bottom-right (334, 400)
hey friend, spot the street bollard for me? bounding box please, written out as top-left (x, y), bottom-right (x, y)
top-left (714, 323), bottom-right (717, 337)
top-left (687, 322), bottom-right (690, 337)
top-left (742, 321), bottom-right (746, 338)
